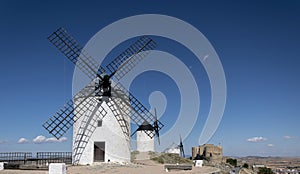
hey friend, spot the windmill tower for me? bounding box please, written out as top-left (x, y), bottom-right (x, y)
top-left (135, 108), bottom-right (160, 152)
top-left (136, 121), bottom-right (154, 152)
top-left (43, 28), bottom-right (164, 165)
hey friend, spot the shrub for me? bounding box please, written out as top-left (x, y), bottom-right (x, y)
top-left (258, 167), bottom-right (274, 174)
top-left (242, 163), bottom-right (249, 168)
top-left (226, 158), bottom-right (237, 167)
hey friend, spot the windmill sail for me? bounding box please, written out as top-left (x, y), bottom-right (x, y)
top-left (106, 36), bottom-right (157, 81)
top-left (112, 82), bottom-right (164, 138)
top-left (48, 27), bottom-right (106, 79)
top-left (43, 80), bottom-right (107, 139)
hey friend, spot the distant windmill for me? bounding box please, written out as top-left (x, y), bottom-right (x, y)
top-left (179, 135), bottom-right (185, 158)
top-left (133, 108), bottom-right (160, 152)
top-left (42, 28), bottom-right (164, 164)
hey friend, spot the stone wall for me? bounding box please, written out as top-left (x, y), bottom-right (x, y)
top-left (192, 144), bottom-right (222, 161)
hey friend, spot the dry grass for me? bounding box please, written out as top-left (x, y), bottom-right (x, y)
top-left (149, 152), bottom-right (193, 164)
top-left (130, 151), bottom-right (140, 162)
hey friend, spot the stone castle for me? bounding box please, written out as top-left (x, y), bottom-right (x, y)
top-left (192, 144), bottom-right (223, 161)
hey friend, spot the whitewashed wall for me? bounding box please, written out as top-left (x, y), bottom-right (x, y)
top-left (136, 130), bottom-right (154, 152)
top-left (73, 99), bottom-right (130, 165)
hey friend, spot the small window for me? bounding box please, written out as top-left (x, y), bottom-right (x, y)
top-left (97, 120), bottom-right (102, 127)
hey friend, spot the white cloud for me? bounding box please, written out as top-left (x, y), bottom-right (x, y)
top-left (45, 137), bottom-right (67, 143)
top-left (45, 137), bottom-right (58, 143)
top-left (33, 135), bottom-right (67, 144)
top-left (284, 135), bottom-right (296, 139)
top-left (0, 140), bottom-right (8, 144)
top-left (267, 144), bottom-right (274, 147)
top-left (33, 135), bottom-right (46, 144)
top-left (58, 137), bottom-right (67, 142)
top-left (247, 136), bottom-right (267, 142)
top-left (18, 138), bottom-right (29, 144)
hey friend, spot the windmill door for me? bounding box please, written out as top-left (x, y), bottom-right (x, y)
top-left (94, 142), bottom-right (105, 162)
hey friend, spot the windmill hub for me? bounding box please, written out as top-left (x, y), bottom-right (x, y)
top-left (95, 74), bottom-right (112, 98)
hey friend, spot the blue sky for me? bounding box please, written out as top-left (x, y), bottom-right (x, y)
top-left (0, 0), bottom-right (299, 157)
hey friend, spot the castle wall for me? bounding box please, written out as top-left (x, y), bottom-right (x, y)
top-left (192, 144), bottom-right (223, 161)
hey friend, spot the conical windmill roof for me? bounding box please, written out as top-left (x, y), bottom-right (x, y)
top-left (137, 121), bottom-right (154, 131)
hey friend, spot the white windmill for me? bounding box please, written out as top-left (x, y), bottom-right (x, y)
top-left (134, 108), bottom-right (160, 152)
top-left (43, 28), bottom-right (164, 165)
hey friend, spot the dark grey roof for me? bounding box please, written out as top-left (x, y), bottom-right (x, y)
top-left (137, 121), bottom-right (154, 131)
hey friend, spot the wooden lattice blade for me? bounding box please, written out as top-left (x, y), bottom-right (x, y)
top-left (106, 36), bottom-right (157, 81)
top-left (111, 82), bottom-right (164, 138)
top-left (48, 27), bottom-right (105, 79)
top-left (43, 80), bottom-right (107, 139)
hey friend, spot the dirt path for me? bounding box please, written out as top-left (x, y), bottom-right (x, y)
top-left (135, 152), bottom-right (150, 160)
top-left (0, 163), bottom-right (220, 174)
top-left (0, 170), bottom-right (47, 174)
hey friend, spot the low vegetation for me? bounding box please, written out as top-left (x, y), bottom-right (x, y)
top-left (149, 152), bottom-right (193, 164)
top-left (226, 158), bottom-right (237, 167)
top-left (258, 167), bottom-right (274, 174)
top-left (130, 151), bottom-right (139, 162)
top-left (242, 163), bottom-right (249, 168)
